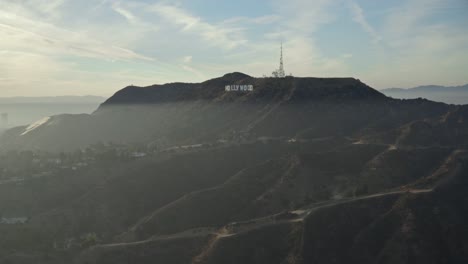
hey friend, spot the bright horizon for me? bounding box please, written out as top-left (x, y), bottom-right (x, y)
top-left (1, 0), bottom-right (468, 97)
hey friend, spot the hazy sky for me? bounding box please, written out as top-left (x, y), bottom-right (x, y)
top-left (1, 0), bottom-right (467, 97)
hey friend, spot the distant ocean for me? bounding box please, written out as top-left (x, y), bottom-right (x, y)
top-left (0, 103), bottom-right (100, 129)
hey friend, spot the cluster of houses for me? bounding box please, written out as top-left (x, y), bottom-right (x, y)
top-left (0, 217), bottom-right (28, 225)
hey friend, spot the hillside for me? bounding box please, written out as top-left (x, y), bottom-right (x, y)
top-left (0, 73), bottom-right (467, 263)
top-left (57, 148), bottom-right (468, 264)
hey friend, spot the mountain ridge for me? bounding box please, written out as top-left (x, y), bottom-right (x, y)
top-left (101, 73), bottom-right (386, 106)
top-left (380, 84), bottom-right (468, 105)
top-left (0, 73), bottom-right (454, 152)
top-left (382, 84), bottom-right (468, 93)
top-left (0, 95), bottom-right (106, 104)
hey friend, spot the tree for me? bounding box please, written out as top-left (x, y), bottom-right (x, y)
top-left (272, 70), bottom-right (280, 78)
top-left (79, 233), bottom-right (99, 249)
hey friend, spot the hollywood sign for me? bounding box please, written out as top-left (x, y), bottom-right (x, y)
top-left (225, 85), bottom-right (254, 92)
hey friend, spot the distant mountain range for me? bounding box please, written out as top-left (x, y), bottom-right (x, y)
top-left (381, 84), bottom-right (468, 105)
top-left (0, 95), bottom-right (106, 104)
top-left (0, 96), bottom-right (106, 129)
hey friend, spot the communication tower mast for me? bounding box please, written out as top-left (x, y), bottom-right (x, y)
top-left (278, 42), bottom-right (285, 78)
top-left (272, 43), bottom-right (286, 78)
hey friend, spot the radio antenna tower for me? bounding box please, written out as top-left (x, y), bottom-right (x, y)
top-left (271, 42), bottom-right (287, 78)
top-left (278, 42), bottom-right (285, 78)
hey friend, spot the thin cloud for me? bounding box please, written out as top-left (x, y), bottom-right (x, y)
top-left (182, 65), bottom-right (205, 80)
top-left (348, 1), bottom-right (382, 44)
top-left (360, 0), bottom-right (468, 89)
top-left (148, 3), bottom-right (247, 50)
top-left (112, 3), bottom-right (140, 25)
top-left (111, 2), bottom-right (159, 32)
top-left (223, 15), bottom-right (281, 25)
top-left (0, 9), bottom-right (153, 61)
top-left (183, 56), bottom-right (193, 63)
